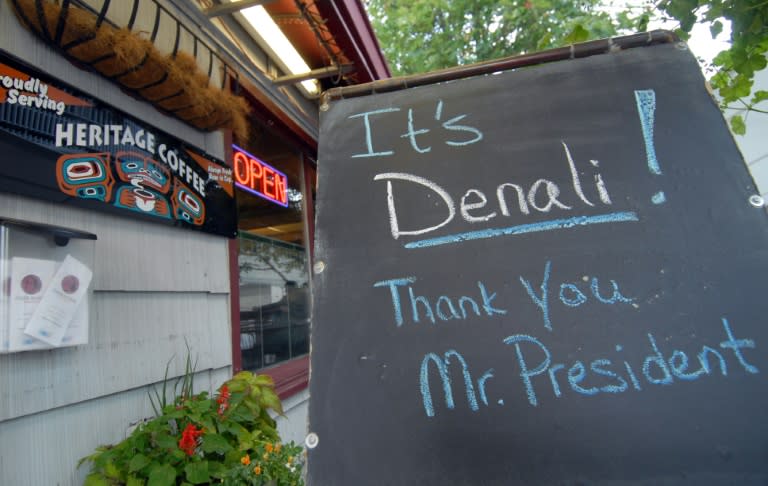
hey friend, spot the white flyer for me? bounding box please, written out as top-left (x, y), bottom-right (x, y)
top-left (60, 300), bottom-right (89, 347)
top-left (23, 254), bottom-right (92, 347)
top-left (8, 257), bottom-right (56, 351)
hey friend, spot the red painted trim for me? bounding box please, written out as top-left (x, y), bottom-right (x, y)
top-left (314, 0), bottom-right (391, 83)
top-left (262, 355), bottom-right (310, 400)
top-left (225, 133), bottom-right (243, 374)
top-left (341, 0), bottom-right (391, 79)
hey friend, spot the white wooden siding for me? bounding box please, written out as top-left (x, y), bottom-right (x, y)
top-left (0, 291), bottom-right (231, 421)
top-left (0, 2), bottom-right (235, 485)
top-left (0, 367), bottom-right (231, 486)
top-left (0, 193), bottom-right (230, 293)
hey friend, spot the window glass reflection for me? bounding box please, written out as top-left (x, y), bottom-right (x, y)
top-left (239, 234), bottom-right (309, 370)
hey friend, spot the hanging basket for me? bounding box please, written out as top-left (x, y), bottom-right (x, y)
top-left (9, 0), bottom-right (249, 140)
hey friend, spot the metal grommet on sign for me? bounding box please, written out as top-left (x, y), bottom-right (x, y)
top-left (749, 195), bottom-right (765, 208)
top-left (313, 261), bottom-right (326, 274)
top-left (319, 92), bottom-right (330, 112)
top-left (305, 432), bottom-right (319, 449)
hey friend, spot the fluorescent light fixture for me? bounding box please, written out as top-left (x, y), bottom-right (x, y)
top-left (240, 5), bottom-right (319, 95)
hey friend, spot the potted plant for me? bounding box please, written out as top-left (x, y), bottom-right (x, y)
top-left (79, 371), bottom-right (304, 486)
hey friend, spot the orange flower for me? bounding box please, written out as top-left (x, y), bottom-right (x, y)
top-left (287, 456), bottom-right (293, 464)
top-left (265, 443), bottom-right (274, 453)
top-left (253, 465), bottom-right (262, 475)
top-left (274, 443), bottom-right (281, 453)
top-left (241, 454), bottom-right (251, 465)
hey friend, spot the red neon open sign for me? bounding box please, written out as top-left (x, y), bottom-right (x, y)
top-left (232, 145), bottom-right (288, 207)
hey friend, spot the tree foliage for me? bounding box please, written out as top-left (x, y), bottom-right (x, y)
top-left (365, 0), bottom-right (638, 75)
top-left (365, 0), bottom-right (767, 134)
top-left (655, 0), bottom-right (768, 134)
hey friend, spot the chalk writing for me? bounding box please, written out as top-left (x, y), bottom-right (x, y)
top-left (353, 89), bottom-right (763, 431)
top-left (350, 100), bottom-right (483, 158)
top-left (404, 212), bottom-right (638, 249)
top-left (519, 260), bottom-right (635, 331)
top-left (419, 350), bottom-right (497, 418)
top-left (420, 350), bottom-right (480, 417)
top-left (419, 317), bottom-right (758, 417)
top-left (634, 89), bottom-right (666, 204)
top-left (503, 317), bottom-right (758, 408)
top-left (374, 141), bottom-right (622, 248)
top-left (349, 108), bottom-right (400, 158)
top-left (374, 277), bottom-right (506, 327)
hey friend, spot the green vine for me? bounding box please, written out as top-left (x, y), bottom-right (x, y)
top-left (654, 0), bottom-right (768, 134)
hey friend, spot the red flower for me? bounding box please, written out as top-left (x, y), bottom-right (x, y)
top-left (178, 423), bottom-right (203, 456)
top-left (216, 385), bottom-right (230, 415)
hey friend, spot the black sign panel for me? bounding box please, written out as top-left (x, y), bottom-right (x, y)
top-left (0, 51), bottom-right (236, 237)
top-left (309, 43), bottom-right (768, 484)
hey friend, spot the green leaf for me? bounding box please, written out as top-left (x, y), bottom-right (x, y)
top-left (753, 90), bottom-right (768, 104)
top-left (636, 13), bottom-right (650, 32)
top-left (731, 76), bottom-right (753, 99)
top-left (201, 433), bottom-right (233, 455)
top-left (188, 399), bottom-right (213, 415)
top-left (224, 421), bottom-right (250, 442)
top-left (227, 380), bottom-right (247, 393)
top-left (229, 404), bottom-right (256, 423)
top-left (712, 50), bottom-right (732, 67)
top-left (169, 448), bottom-right (187, 463)
top-left (208, 461), bottom-right (227, 479)
top-left (750, 55), bottom-right (767, 72)
top-left (129, 454), bottom-right (151, 473)
top-left (251, 374), bottom-right (275, 387)
top-left (564, 24), bottom-right (590, 44)
top-left (730, 115), bottom-right (746, 136)
top-left (709, 20), bottom-right (723, 39)
top-left (83, 474), bottom-right (110, 486)
top-left (185, 461), bottom-right (211, 485)
top-left (103, 461), bottom-right (122, 480)
top-left (127, 476), bottom-right (146, 486)
top-left (260, 388), bottom-right (284, 415)
top-left (154, 432), bottom-right (177, 450)
top-left (536, 32), bottom-right (553, 51)
top-left (147, 463), bottom-right (177, 486)
top-left (164, 407), bottom-right (185, 419)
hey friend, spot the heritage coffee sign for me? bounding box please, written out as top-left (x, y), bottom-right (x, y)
top-left (309, 42), bottom-right (768, 484)
top-left (0, 51), bottom-right (236, 237)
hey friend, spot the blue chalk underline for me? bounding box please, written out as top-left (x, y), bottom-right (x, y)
top-left (404, 211), bottom-right (640, 249)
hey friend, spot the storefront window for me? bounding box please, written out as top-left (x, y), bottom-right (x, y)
top-left (239, 234), bottom-right (309, 370)
top-left (236, 121), bottom-right (310, 371)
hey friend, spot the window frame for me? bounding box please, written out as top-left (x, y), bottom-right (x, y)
top-left (228, 143), bottom-right (315, 400)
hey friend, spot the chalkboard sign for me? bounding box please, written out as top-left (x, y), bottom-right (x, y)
top-left (309, 41), bottom-right (768, 485)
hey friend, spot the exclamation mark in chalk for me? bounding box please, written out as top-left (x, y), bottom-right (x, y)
top-left (634, 89), bottom-right (666, 204)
